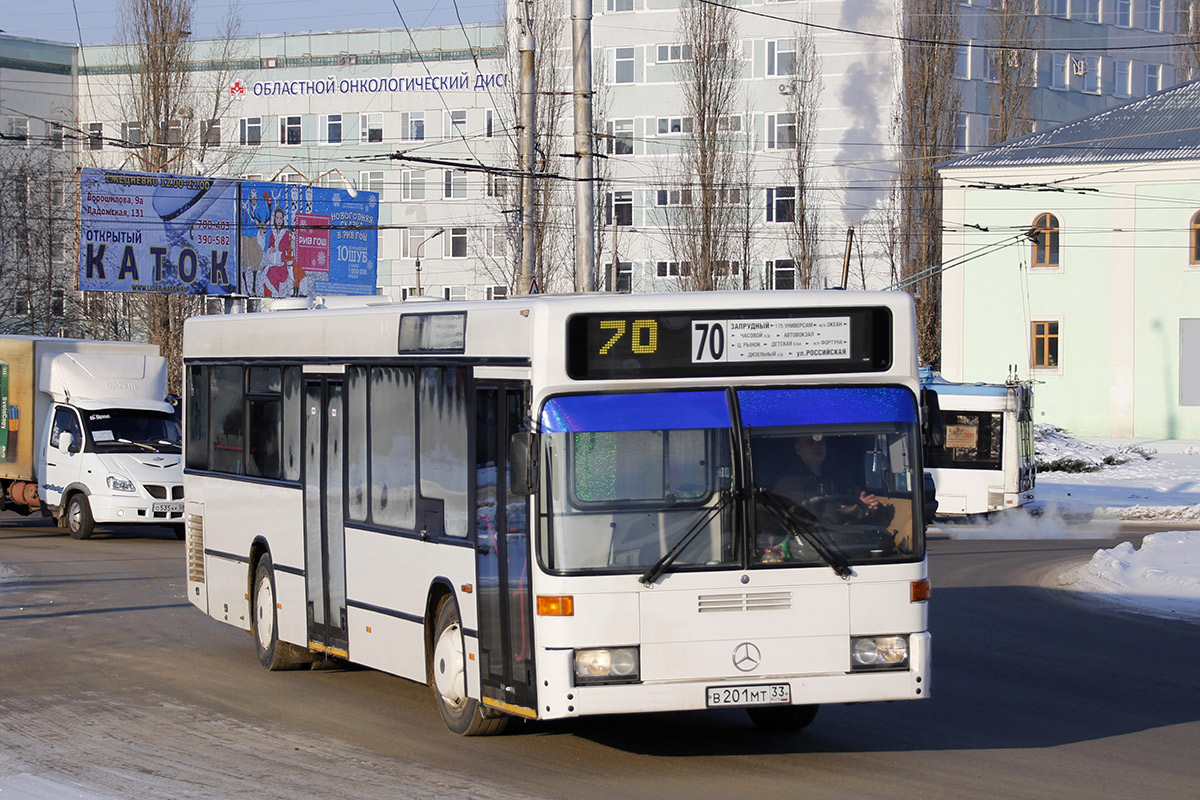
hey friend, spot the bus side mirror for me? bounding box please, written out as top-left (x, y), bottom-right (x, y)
top-left (509, 432), bottom-right (540, 496)
top-left (921, 389), bottom-right (945, 449)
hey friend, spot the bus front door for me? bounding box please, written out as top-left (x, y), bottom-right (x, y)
top-left (303, 376), bottom-right (349, 658)
top-left (474, 383), bottom-right (537, 717)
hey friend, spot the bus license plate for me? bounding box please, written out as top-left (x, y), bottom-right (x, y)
top-left (706, 684), bottom-right (791, 708)
top-left (153, 502), bottom-right (184, 514)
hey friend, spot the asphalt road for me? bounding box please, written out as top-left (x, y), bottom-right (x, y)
top-left (1, 514), bottom-right (1197, 799)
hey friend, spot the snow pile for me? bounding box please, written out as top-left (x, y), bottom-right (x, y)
top-left (1062, 531), bottom-right (1200, 621)
top-left (1035, 423), bottom-right (1146, 472)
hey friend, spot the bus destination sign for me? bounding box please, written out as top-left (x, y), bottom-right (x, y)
top-left (566, 307), bottom-right (892, 380)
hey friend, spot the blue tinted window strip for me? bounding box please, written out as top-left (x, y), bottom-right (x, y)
top-left (541, 391), bottom-right (731, 432)
top-left (737, 387), bottom-right (917, 427)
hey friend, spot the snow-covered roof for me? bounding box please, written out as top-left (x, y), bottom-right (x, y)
top-left (941, 80), bottom-right (1200, 171)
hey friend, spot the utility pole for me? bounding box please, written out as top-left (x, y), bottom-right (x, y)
top-left (517, 29), bottom-right (537, 295)
top-left (571, 0), bottom-right (595, 293)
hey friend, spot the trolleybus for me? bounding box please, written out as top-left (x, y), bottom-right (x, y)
top-left (921, 370), bottom-right (1035, 516)
top-left (182, 291), bottom-right (934, 735)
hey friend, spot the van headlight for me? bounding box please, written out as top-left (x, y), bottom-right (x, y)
top-left (574, 647), bottom-right (640, 684)
top-left (850, 635), bottom-right (909, 671)
top-left (107, 475), bottom-right (136, 493)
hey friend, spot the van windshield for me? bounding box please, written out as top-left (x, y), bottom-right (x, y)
top-left (84, 409), bottom-right (182, 454)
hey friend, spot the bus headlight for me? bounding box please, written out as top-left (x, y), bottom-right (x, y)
top-left (107, 475), bottom-right (136, 493)
top-left (574, 647), bottom-right (640, 684)
top-left (850, 635), bottom-right (909, 671)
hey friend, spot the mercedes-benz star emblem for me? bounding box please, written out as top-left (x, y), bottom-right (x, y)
top-left (732, 642), bottom-right (761, 672)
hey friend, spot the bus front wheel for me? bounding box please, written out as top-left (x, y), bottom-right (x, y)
top-left (252, 555), bottom-right (313, 671)
top-left (429, 595), bottom-right (508, 736)
top-left (747, 704), bottom-right (819, 731)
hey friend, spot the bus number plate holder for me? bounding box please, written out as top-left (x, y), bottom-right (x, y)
top-left (706, 683), bottom-right (791, 708)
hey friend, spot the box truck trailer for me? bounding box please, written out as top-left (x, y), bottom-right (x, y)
top-left (0, 337), bottom-right (184, 539)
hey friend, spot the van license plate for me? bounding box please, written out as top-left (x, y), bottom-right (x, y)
top-left (153, 502), bottom-right (184, 514)
top-left (706, 684), bottom-right (791, 707)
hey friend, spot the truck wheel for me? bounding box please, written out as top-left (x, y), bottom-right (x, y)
top-left (66, 494), bottom-right (95, 540)
top-left (252, 555), bottom-right (313, 671)
top-left (428, 595), bottom-right (508, 736)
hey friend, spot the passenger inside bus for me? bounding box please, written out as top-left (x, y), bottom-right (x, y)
top-left (773, 435), bottom-right (889, 525)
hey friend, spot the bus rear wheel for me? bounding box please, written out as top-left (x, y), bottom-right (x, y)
top-left (252, 555), bottom-right (313, 671)
top-left (747, 704), bottom-right (819, 731)
top-left (429, 595), bottom-right (508, 736)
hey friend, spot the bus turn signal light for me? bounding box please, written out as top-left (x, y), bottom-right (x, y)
top-left (911, 579), bottom-right (931, 603)
top-left (537, 595), bottom-right (574, 616)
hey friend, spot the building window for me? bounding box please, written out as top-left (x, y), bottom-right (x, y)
top-left (1114, 60), bottom-right (1132, 96)
top-left (1114, 0), bottom-right (1132, 26)
top-left (1048, 0), bottom-right (1068, 17)
top-left (955, 44), bottom-right (970, 80)
top-left (767, 112), bottom-right (796, 149)
top-left (657, 116), bottom-right (693, 135)
top-left (606, 261), bottom-right (633, 293)
top-left (443, 285), bottom-right (468, 301)
top-left (656, 261), bottom-right (691, 277)
top-left (1032, 212), bottom-right (1060, 267)
top-left (1145, 0), bottom-right (1162, 30)
top-left (1076, 0), bottom-right (1099, 22)
top-left (614, 47), bottom-right (635, 84)
top-left (87, 122), bottom-right (104, 150)
top-left (362, 112), bottom-right (383, 143)
top-left (280, 116), bottom-right (301, 146)
top-left (607, 0), bottom-right (634, 11)
top-left (767, 259), bottom-right (795, 290)
top-left (1144, 63), bottom-right (1162, 94)
top-left (487, 285), bottom-right (508, 300)
top-left (359, 171), bottom-right (384, 193)
top-left (443, 170), bottom-right (467, 200)
top-left (403, 111), bottom-right (425, 141)
top-left (402, 170), bottom-right (426, 201)
top-left (1191, 211), bottom-right (1200, 265)
top-left (121, 121), bottom-right (142, 145)
top-left (487, 174), bottom-right (509, 198)
top-left (51, 289), bottom-right (65, 317)
top-left (486, 109), bottom-right (494, 138)
top-left (607, 191), bottom-right (633, 226)
top-left (7, 117), bottom-right (29, 144)
top-left (445, 110), bottom-right (466, 139)
top-left (323, 114), bottom-right (343, 144)
top-left (14, 297), bottom-right (30, 316)
top-left (487, 227), bottom-right (507, 258)
top-left (1081, 56), bottom-right (1100, 94)
top-left (48, 122), bottom-right (64, 150)
top-left (767, 187), bottom-right (796, 223)
top-left (607, 118), bottom-right (634, 155)
top-left (447, 228), bottom-right (468, 258)
top-left (1031, 321), bottom-right (1060, 369)
top-left (1050, 53), bottom-right (1069, 90)
top-left (954, 112), bottom-right (969, 152)
top-left (656, 187), bottom-right (693, 206)
top-left (657, 43), bottom-right (692, 63)
top-left (240, 117), bottom-right (261, 146)
top-left (201, 119), bottom-right (221, 147)
top-left (767, 39), bottom-right (796, 76)
top-left (161, 120), bottom-right (183, 146)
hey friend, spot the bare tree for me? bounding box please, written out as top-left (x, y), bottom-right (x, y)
top-left (1176, 1), bottom-right (1200, 81)
top-left (896, 0), bottom-right (960, 366)
top-left (658, 0), bottom-right (745, 292)
top-left (0, 127), bottom-right (84, 336)
top-left (986, 0), bottom-right (1039, 145)
top-left (782, 20), bottom-right (823, 288)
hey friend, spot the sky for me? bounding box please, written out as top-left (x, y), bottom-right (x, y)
top-left (935, 428), bottom-right (1200, 622)
top-left (3, 1), bottom-right (500, 46)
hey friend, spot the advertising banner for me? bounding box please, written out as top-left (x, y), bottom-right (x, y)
top-left (238, 182), bottom-right (378, 297)
top-left (78, 168), bottom-right (239, 295)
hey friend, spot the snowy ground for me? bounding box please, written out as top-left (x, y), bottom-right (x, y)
top-left (934, 426), bottom-right (1200, 622)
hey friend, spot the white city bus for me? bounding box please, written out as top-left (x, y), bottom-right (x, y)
top-left (921, 370), bottom-right (1035, 516)
top-left (182, 291), bottom-right (933, 735)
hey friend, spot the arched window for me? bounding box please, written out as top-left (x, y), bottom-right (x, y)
top-left (1190, 211), bottom-right (1200, 265)
top-left (1032, 213), bottom-right (1060, 268)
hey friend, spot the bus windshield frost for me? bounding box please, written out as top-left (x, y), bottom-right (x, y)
top-left (540, 386), bottom-right (922, 576)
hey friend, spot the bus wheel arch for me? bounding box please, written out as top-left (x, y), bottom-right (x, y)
top-left (250, 549), bottom-right (312, 671)
top-left (64, 490), bottom-right (95, 540)
top-left (427, 591), bottom-right (508, 736)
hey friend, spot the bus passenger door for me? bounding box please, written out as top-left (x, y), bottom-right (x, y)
top-left (474, 383), bottom-right (536, 716)
top-left (303, 377), bottom-right (349, 657)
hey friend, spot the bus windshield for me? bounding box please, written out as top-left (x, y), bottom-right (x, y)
top-left (538, 386), bottom-right (922, 576)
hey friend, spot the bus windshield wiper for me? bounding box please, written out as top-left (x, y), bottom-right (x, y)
top-left (640, 490), bottom-right (736, 586)
top-left (755, 487), bottom-right (853, 580)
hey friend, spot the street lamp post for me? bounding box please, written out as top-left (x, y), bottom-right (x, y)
top-left (414, 227), bottom-right (445, 298)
